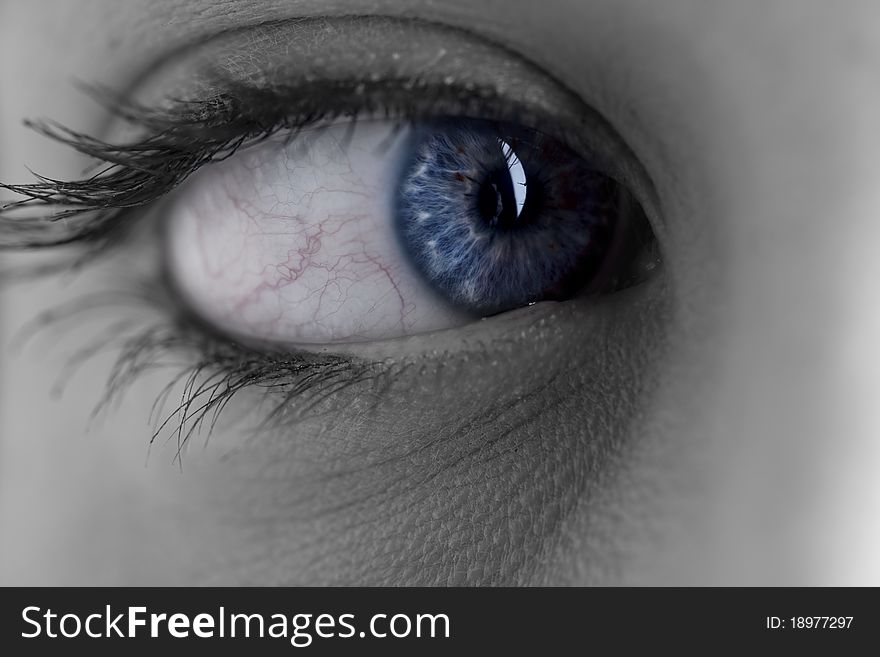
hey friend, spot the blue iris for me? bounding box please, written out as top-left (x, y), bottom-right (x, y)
top-left (395, 119), bottom-right (621, 315)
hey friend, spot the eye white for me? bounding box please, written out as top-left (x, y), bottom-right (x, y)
top-left (165, 121), bottom-right (473, 345)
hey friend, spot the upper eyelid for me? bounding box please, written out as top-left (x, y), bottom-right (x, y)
top-left (127, 14), bottom-right (663, 218)
top-left (118, 13), bottom-right (555, 103)
top-left (131, 15), bottom-right (600, 128)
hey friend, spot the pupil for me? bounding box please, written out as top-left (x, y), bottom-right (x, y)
top-left (476, 174), bottom-right (517, 227)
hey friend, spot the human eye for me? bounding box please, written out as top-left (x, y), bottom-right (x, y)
top-left (166, 110), bottom-right (656, 345)
top-left (1, 16), bottom-right (661, 433)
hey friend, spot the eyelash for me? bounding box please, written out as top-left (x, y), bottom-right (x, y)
top-left (0, 74), bottom-right (566, 248)
top-left (0, 74), bottom-right (643, 456)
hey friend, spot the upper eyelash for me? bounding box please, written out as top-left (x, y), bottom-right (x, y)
top-left (0, 75), bottom-right (523, 251)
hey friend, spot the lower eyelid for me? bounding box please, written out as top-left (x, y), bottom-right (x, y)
top-left (244, 270), bottom-right (671, 496)
top-left (312, 269), bottom-right (667, 366)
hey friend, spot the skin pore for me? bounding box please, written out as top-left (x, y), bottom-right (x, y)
top-left (1, 0), bottom-right (879, 585)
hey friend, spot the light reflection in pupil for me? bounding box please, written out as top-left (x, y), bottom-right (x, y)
top-left (501, 139), bottom-right (527, 218)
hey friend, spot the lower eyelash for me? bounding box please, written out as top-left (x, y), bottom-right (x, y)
top-left (14, 273), bottom-right (388, 461)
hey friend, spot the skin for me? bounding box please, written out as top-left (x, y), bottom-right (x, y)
top-left (1, 0), bottom-right (879, 585)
